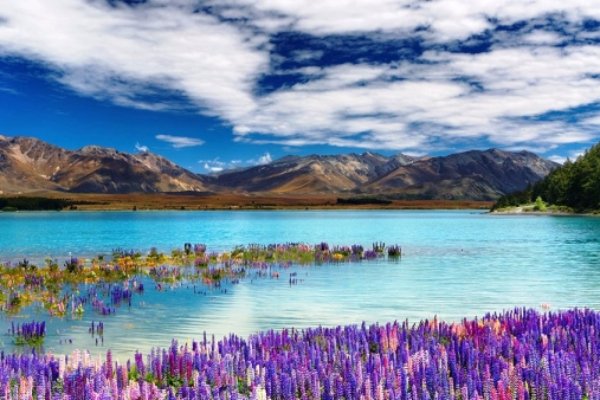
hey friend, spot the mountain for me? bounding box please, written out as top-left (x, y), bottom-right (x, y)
top-left (0, 135), bottom-right (558, 199)
top-left (215, 149), bottom-right (556, 200)
top-left (215, 152), bottom-right (415, 193)
top-left (0, 136), bottom-right (209, 194)
top-left (493, 142), bottom-right (600, 211)
top-left (364, 149), bottom-right (557, 200)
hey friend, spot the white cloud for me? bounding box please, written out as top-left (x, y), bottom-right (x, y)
top-left (135, 142), bottom-right (149, 152)
top-left (547, 155), bottom-right (567, 164)
top-left (156, 134), bottom-right (204, 148)
top-left (200, 152), bottom-right (273, 173)
top-left (233, 43), bottom-right (600, 150)
top-left (521, 31), bottom-right (563, 46)
top-left (0, 0), bottom-right (268, 120)
top-left (582, 115), bottom-right (600, 126)
top-left (200, 158), bottom-right (244, 173)
top-left (225, 0), bottom-right (600, 39)
top-left (547, 148), bottom-right (587, 164)
top-left (204, 163), bottom-right (224, 173)
top-left (257, 152), bottom-right (272, 165)
top-left (0, 0), bottom-right (599, 154)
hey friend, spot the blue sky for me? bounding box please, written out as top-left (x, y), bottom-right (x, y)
top-left (1, 1), bottom-right (599, 172)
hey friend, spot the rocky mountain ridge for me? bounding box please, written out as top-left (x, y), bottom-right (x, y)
top-left (0, 135), bottom-right (558, 200)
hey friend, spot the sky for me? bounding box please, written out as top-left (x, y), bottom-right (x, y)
top-left (0, 1), bottom-right (599, 172)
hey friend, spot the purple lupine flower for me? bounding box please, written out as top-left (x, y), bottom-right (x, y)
top-left (2, 308), bottom-right (600, 399)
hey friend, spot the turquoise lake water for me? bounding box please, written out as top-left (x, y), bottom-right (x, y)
top-left (1, 210), bottom-right (600, 359)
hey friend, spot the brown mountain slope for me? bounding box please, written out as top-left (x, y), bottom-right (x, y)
top-left (0, 135), bottom-right (69, 193)
top-left (0, 136), bottom-right (209, 194)
top-left (0, 135), bottom-right (558, 199)
top-left (215, 153), bottom-right (414, 194)
top-left (364, 149), bottom-right (557, 200)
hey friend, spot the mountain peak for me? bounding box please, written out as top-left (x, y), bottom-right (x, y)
top-left (80, 145), bottom-right (119, 156)
top-left (0, 137), bottom-right (558, 199)
top-left (0, 138), bottom-right (208, 194)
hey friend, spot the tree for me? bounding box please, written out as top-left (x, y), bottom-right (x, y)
top-left (493, 142), bottom-right (600, 212)
top-left (533, 196), bottom-right (546, 212)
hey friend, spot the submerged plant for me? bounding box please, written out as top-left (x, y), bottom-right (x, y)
top-left (387, 244), bottom-right (401, 257)
top-left (10, 320), bottom-right (46, 346)
top-left (0, 241), bottom-right (405, 317)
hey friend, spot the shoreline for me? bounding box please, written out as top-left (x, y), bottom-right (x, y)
top-left (490, 205), bottom-right (599, 216)
top-left (1, 206), bottom-right (491, 213)
top-left (0, 192), bottom-right (493, 211)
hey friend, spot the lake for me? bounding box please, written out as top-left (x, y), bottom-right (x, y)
top-left (1, 210), bottom-right (599, 359)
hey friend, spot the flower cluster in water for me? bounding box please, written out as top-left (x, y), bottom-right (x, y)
top-left (9, 320), bottom-right (46, 346)
top-left (0, 242), bottom-right (401, 316)
top-left (0, 308), bottom-right (598, 399)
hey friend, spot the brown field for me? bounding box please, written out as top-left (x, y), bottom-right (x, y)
top-left (10, 191), bottom-right (493, 211)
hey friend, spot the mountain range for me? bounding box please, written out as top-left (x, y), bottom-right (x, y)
top-left (0, 135), bottom-right (558, 200)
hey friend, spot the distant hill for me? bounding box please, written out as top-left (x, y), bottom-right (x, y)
top-left (493, 142), bottom-right (600, 211)
top-left (0, 135), bottom-right (209, 194)
top-left (214, 152), bottom-right (415, 194)
top-left (364, 149), bottom-right (557, 200)
top-left (0, 135), bottom-right (557, 200)
top-left (216, 149), bottom-right (557, 200)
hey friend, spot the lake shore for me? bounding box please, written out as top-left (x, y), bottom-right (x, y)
top-left (1, 192), bottom-right (493, 211)
top-left (490, 204), bottom-right (599, 216)
top-left (490, 206), bottom-right (575, 216)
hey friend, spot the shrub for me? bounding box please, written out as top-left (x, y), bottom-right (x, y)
top-left (533, 196), bottom-right (547, 212)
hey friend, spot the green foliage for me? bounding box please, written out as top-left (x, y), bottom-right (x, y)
top-left (9, 293), bottom-right (21, 308)
top-left (18, 259), bottom-right (37, 272)
top-left (128, 366), bottom-right (139, 381)
top-left (491, 185), bottom-right (533, 210)
top-left (533, 143), bottom-right (600, 211)
top-left (237, 379), bottom-right (251, 395)
top-left (45, 258), bottom-right (59, 272)
top-left (369, 341), bottom-right (380, 354)
top-left (0, 197), bottom-right (96, 211)
top-left (14, 335), bottom-right (44, 347)
top-left (492, 142), bottom-right (600, 212)
top-left (337, 196), bottom-right (392, 205)
top-left (148, 247), bottom-right (162, 260)
top-left (533, 196), bottom-right (547, 212)
top-left (64, 259), bottom-right (80, 273)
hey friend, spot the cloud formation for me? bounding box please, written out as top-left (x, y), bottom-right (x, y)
top-left (200, 152), bottom-right (273, 173)
top-left (257, 152), bottom-right (272, 165)
top-left (155, 134), bottom-right (204, 148)
top-left (0, 0), bottom-right (599, 154)
top-left (135, 142), bottom-right (149, 152)
top-left (0, 0), bottom-right (267, 118)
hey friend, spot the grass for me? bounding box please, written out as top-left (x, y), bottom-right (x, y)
top-left (13, 335), bottom-right (44, 347)
top-left (493, 203), bottom-right (576, 214)
top-left (0, 192), bottom-right (493, 211)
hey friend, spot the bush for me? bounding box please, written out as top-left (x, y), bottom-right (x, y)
top-left (533, 196), bottom-right (547, 212)
top-left (0, 197), bottom-right (97, 211)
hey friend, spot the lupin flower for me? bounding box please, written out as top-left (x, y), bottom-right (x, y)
top-left (10, 320), bottom-right (46, 346)
top-left (5, 308), bottom-right (577, 399)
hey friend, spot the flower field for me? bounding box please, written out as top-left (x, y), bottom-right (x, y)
top-left (2, 308), bottom-right (599, 399)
